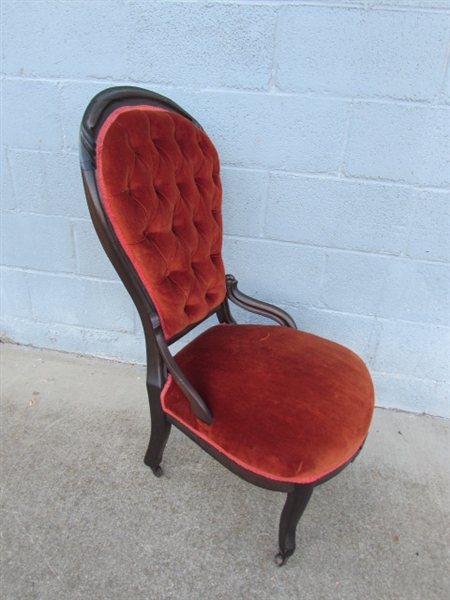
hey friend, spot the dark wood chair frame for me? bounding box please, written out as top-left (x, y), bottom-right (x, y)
top-left (80, 86), bottom-right (365, 565)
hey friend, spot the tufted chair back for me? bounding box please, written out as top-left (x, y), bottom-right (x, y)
top-left (96, 104), bottom-right (226, 339)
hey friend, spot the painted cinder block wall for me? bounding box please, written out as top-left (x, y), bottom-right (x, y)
top-left (1, 0), bottom-right (449, 417)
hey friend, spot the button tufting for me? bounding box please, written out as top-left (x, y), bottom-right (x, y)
top-left (98, 104), bottom-right (226, 339)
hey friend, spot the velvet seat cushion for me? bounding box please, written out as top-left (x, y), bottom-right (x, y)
top-left (162, 324), bottom-right (374, 484)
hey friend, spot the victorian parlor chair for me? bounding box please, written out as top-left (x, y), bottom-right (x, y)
top-left (79, 86), bottom-right (374, 565)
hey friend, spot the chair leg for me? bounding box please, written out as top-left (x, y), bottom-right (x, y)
top-left (275, 484), bottom-right (314, 566)
top-left (143, 382), bottom-right (172, 477)
top-left (144, 417), bottom-right (171, 477)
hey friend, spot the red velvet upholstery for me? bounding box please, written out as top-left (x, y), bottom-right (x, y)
top-left (162, 324), bottom-right (374, 484)
top-left (97, 106), bottom-right (226, 339)
top-left (93, 99), bottom-right (374, 487)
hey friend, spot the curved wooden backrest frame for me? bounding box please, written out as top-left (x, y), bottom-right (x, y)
top-left (80, 87), bottom-right (223, 424)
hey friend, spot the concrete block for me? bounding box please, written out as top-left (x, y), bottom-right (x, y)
top-left (197, 91), bottom-right (348, 173)
top-left (276, 6), bottom-right (448, 101)
top-left (1, 213), bottom-right (75, 273)
top-left (220, 167), bottom-right (267, 237)
top-left (0, 267), bottom-right (33, 320)
top-left (72, 219), bottom-right (119, 281)
top-left (27, 273), bottom-right (136, 334)
top-left (380, 260), bottom-right (449, 325)
top-left (373, 320), bottom-right (449, 382)
top-left (1, 0), bottom-right (127, 80)
top-left (223, 237), bottom-right (324, 306)
top-left (9, 150), bottom-right (89, 219)
top-left (371, 373), bottom-right (449, 418)
top-left (321, 251), bottom-right (390, 316)
top-left (265, 174), bottom-right (413, 255)
top-left (405, 190), bottom-right (450, 263)
top-left (0, 318), bottom-right (146, 364)
top-left (279, 303), bottom-right (380, 365)
top-left (1, 80), bottom-right (63, 151)
top-left (1, 147), bottom-right (15, 211)
top-left (345, 102), bottom-right (450, 187)
top-left (127, 2), bottom-right (276, 90)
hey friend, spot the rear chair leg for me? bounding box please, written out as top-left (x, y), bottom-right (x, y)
top-left (275, 484), bottom-right (314, 566)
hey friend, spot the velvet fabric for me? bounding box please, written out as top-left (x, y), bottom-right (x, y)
top-left (95, 102), bottom-right (374, 485)
top-left (162, 324), bottom-right (374, 484)
top-left (96, 106), bottom-right (226, 339)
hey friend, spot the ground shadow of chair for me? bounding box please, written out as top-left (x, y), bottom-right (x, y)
top-left (79, 86), bottom-right (374, 565)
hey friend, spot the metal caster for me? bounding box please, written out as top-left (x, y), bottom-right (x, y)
top-left (275, 552), bottom-right (288, 567)
top-left (151, 465), bottom-right (163, 477)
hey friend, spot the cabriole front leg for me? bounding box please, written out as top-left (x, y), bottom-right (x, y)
top-left (144, 417), bottom-right (171, 477)
top-left (144, 383), bottom-right (171, 477)
top-left (275, 484), bottom-right (314, 566)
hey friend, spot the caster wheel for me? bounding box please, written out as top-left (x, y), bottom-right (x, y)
top-left (151, 465), bottom-right (163, 477)
top-left (275, 552), bottom-right (287, 567)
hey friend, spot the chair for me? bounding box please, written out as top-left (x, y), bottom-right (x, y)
top-left (79, 86), bottom-right (374, 565)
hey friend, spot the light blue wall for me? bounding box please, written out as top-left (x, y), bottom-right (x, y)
top-left (1, 0), bottom-right (449, 417)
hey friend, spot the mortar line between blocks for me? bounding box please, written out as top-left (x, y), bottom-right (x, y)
top-left (338, 100), bottom-right (354, 176)
top-left (276, 303), bottom-right (450, 331)
top-left (260, 171), bottom-right (271, 237)
top-left (268, 4), bottom-right (281, 93)
top-left (400, 188), bottom-right (422, 259)
top-left (223, 234), bottom-right (450, 265)
top-left (0, 267), bottom-right (121, 284)
top-left (3, 147), bottom-right (18, 212)
top-left (197, 1), bottom-right (450, 13)
top-left (439, 40), bottom-right (450, 96)
top-left (220, 166), bottom-right (450, 193)
top-left (23, 271), bottom-right (37, 324)
top-left (3, 75), bottom-right (449, 108)
top-left (70, 220), bottom-right (81, 275)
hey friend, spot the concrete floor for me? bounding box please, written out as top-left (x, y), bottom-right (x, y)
top-left (1, 341), bottom-right (449, 599)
